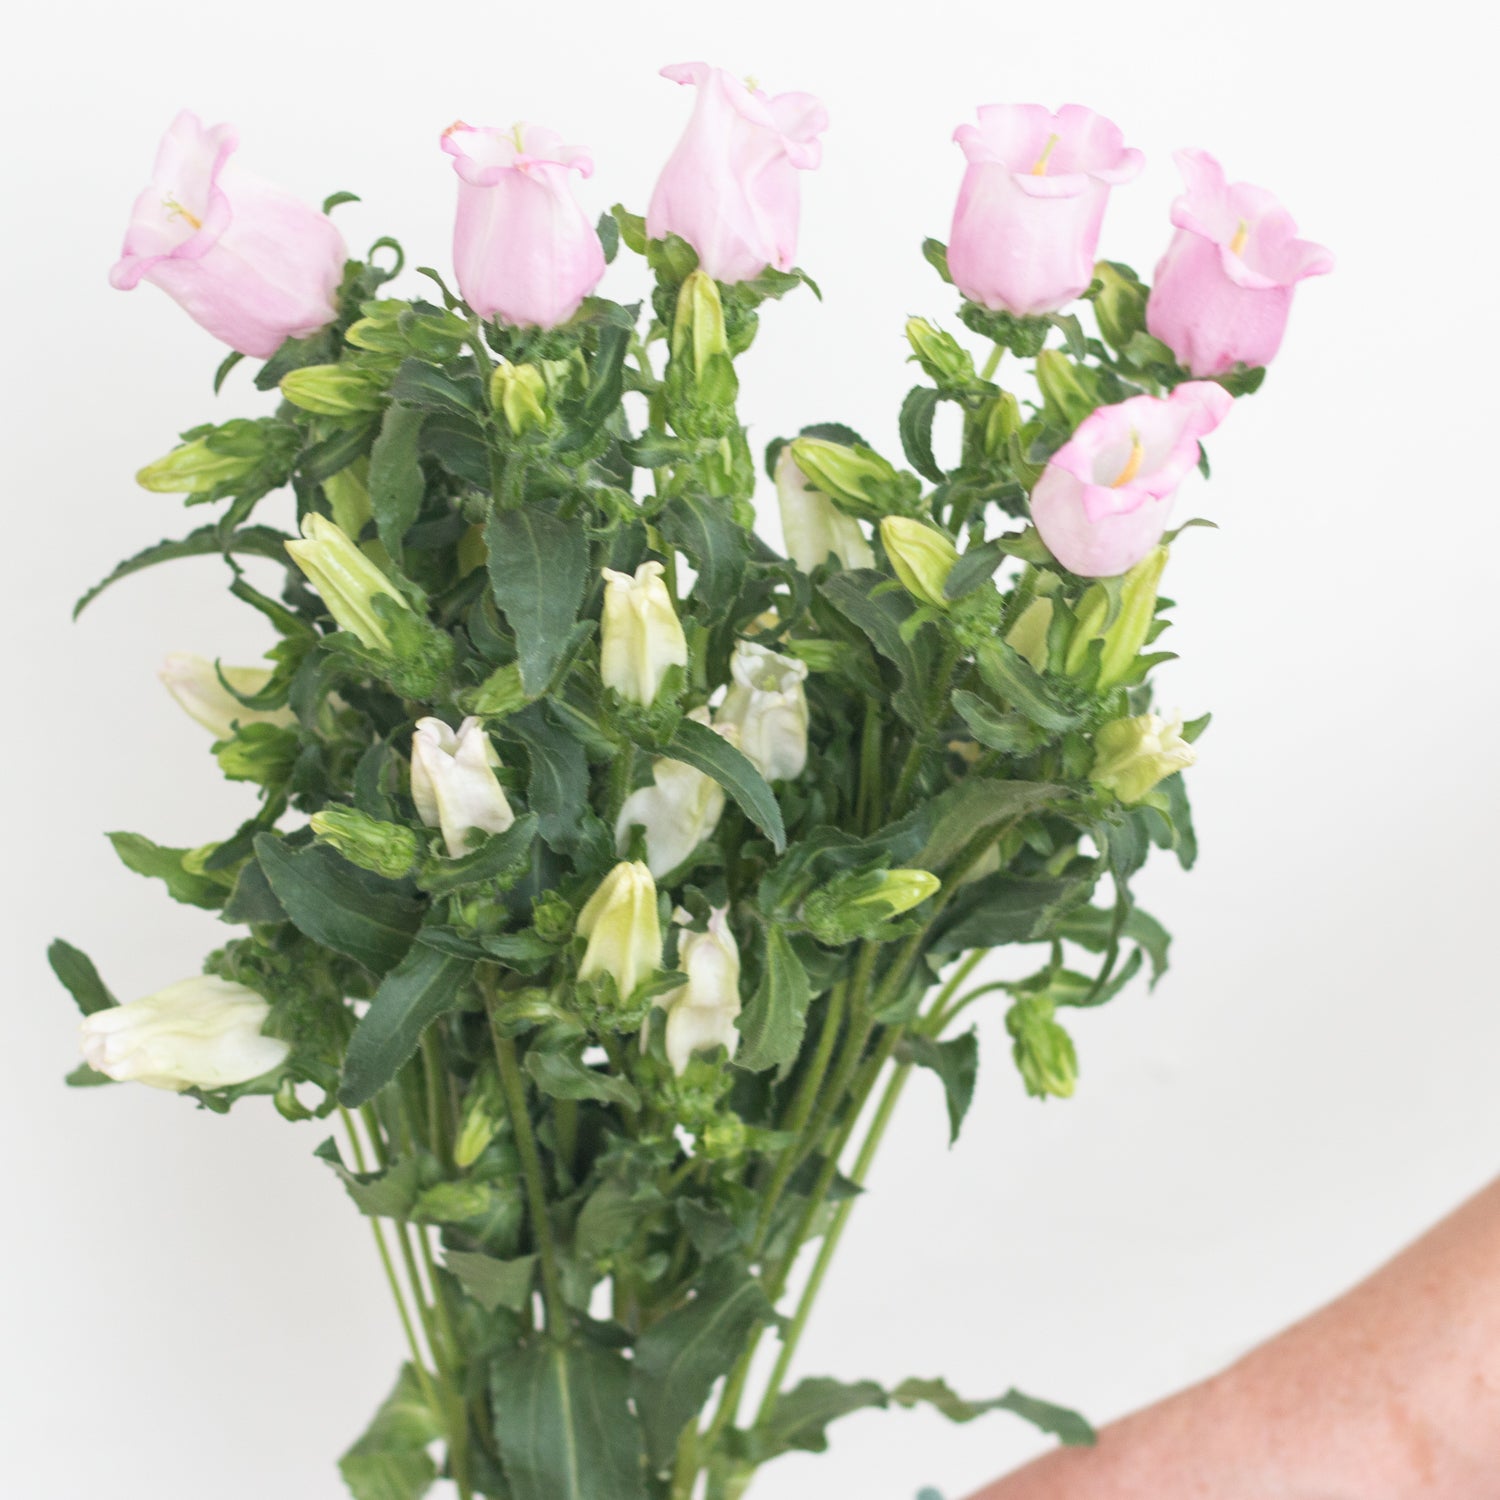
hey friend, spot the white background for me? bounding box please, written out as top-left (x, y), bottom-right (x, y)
top-left (3, 1), bottom-right (1497, 1496)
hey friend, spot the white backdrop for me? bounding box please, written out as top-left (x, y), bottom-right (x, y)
top-left (4, 1), bottom-right (1498, 1495)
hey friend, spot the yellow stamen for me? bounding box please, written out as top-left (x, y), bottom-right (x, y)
top-left (1229, 219), bottom-right (1250, 257)
top-left (1110, 433), bottom-right (1145, 488)
top-left (510, 122), bottom-right (526, 152)
top-left (163, 195), bottom-right (202, 231)
top-left (744, 74), bottom-right (760, 93)
top-left (1030, 133), bottom-right (1060, 176)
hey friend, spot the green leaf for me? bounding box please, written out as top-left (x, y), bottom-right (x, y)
top-left (107, 831), bottom-right (228, 910)
top-left (222, 859), bottom-right (288, 925)
top-left (503, 705), bottom-right (594, 854)
top-left (890, 1377), bottom-right (1094, 1446)
top-left (898, 1030), bottom-right (979, 1144)
top-left (943, 539), bottom-right (1008, 600)
top-left (486, 506), bottom-right (589, 696)
top-left (389, 360), bottom-right (483, 416)
top-left (972, 639), bottom-right (1082, 734)
top-left (820, 570), bottom-right (929, 727)
top-left (657, 493), bottom-right (749, 606)
top-left (735, 924), bottom-right (812, 1073)
top-left (490, 1339), bottom-right (648, 1500)
top-left (48, 939), bottom-right (116, 1016)
top-left (74, 524), bottom-right (292, 618)
top-left (254, 837), bottom-right (423, 974)
top-left (922, 238), bottom-right (953, 283)
top-left (951, 690), bottom-right (1046, 756)
top-left (314, 1138), bottom-right (425, 1219)
top-left (665, 715), bottom-right (785, 852)
top-left (65, 1062), bottom-right (117, 1087)
top-left (757, 1376), bottom-right (887, 1456)
top-left (339, 1362), bottom-right (443, 1500)
top-left (919, 781), bottom-right (1064, 873)
top-left (898, 385), bottom-right (944, 483)
top-left (369, 403), bottom-right (426, 561)
top-left (526, 1049), bottom-right (640, 1111)
top-left (1057, 904), bottom-right (1171, 987)
top-left (445, 1250), bottom-right (537, 1313)
top-left (631, 1259), bottom-right (775, 1474)
top-left (931, 873), bottom-right (1093, 954)
top-left (417, 814), bottom-right (538, 898)
top-left (340, 945), bottom-right (474, 1107)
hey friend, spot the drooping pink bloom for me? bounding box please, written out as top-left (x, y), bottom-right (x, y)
top-left (948, 104), bottom-right (1143, 317)
top-left (441, 121), bottom-right (606, 329)
top-left (1147, 149), bottom-right (1334, 376)
top-left (646, 62), bottom-right (829, 285)
top-left (1030, 383), bottom-right (1234, 578)
top-left (110, 111), bottom-right (347, 358)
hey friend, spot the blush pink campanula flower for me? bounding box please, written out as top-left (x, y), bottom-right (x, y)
top-left (1146, 149), bottom-right (1334, 376)
top-left (948, 104), bottom-right (1143, 317)
top-left (441, 122), bottom-right (606, 329)
top-left (646, 62), bottom-right (829, 285)
top-left (1030, 382), bottom-right (1234, 578)
top-left (110, 111), bottom-right (347, 358)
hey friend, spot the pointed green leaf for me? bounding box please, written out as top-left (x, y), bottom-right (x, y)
top-left (502, 705), bottom-right (595, 854)
top-left (48, 939), bottom-right (117, 1016)
top-left (664, 714), bottom-right (785, 852)
top-left (74, 524), bottom-right (292, 618)
top-left (339, 945), bottom-right (474, 1107)
top-left (632, 1259), bottom-right (775, 1474)
top-left (820, 570), bottom-right (929, 727)
top-left (107, 831), bottom-right (228, 910)
top-left (897, 1030), bottom-right (979, 1145)
top-left (898, 385), bottom-right (944, 483)
top-left (490, 1340), bottom-right (648, 1500)
top-left (416, 814), bottom-right (538, 898)
top-left (919, 781), bottom-right (1065, 873)
top-left (756, 1376), bottom-right (887, 1457)
top-left (891, 1377), bottom-right (1094, 1446)
top-left (254, 837), bottom-right (422, 974)
top-left (735, 924), bottom-right (812, 1072)
top-left (526, 1050), bottom-right (640, 1111)
top-left (369, 403), bottom-right (426, 560)
top-left (445, 1250), bottom-right (537, 1313)
top-left (657, 493), bottom-right (749, 606)
top-left (486, 506), bottom-right (589, 696)
top-left (339, 1362), bottom-right (443, 1500)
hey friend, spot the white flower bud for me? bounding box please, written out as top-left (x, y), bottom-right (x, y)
top-left (714, 641), bottom-right (809, 782)
top-left (774, 445), bottom-right (874, 573)
top-left (577, 861), bottom-right (662, 1000)
top-left (285, 513), bottom-right (411, 651)
top-left (615, 709), bottom-right (730, 876)
top-left (159, 653), bottom-right (295, 739)
top-left (79, 975), bottom-right (289, 1093)
top-left (600, 561), bottom-right (689, 707)
top-left (1090, 711), bottom-right (1197, 803)
top-left (410, 717), bottom-right (516, 858)
top-left (659, 909), bottom-right (741, 1076)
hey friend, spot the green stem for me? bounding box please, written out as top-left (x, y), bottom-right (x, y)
top-left (422, 1031), bottom-right (450, 1171)
top-left (980, 342), bottom-right (1005, 381)
top-left (489, 1021), bottom-right (568, 1332)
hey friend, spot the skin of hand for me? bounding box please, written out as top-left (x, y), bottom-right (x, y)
top-left (965, 1178), bottom-right (1500, 1500)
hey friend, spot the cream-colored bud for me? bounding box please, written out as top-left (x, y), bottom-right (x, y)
top-left (410, 717), bottom-right (516, 858)
top-left (774, 445), bottom-right (874, 573)
top-left (658, 909), bottom-right (741, 1076)
top-left (1090, 711), bottom-right (1196, 803)
top-left (599, 562), bottom-right (689, 707)
top-left (79, 976), bottom-right (289, 1093)
top-left (714, 641), bottom-right (809, 782)
top-left (285, 513), bottom-right (410, 651)
top-left (616, 709), bottom-right (731, 876)
top-left (159, 653), bottom-right (295, 739)
top-left (577, 861), bottom-right (663, 1000)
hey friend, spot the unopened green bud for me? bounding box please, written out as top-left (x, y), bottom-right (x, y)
top-left (464, 662), bottom-right (529, 718)
top-left (1090, 711), bottom-right (1196, 803)
top-left (279, 364), bottom-right (388, 416)
top-left (1092, 260), bottom-right (1149, 351)
top-left (672, 269), bottom-right (729, 372)
top-left (880, 516), bottom-right (959, 609)
top-left (214, 723), bottom-right (300, 785)
top-left (978, 391), bottom-right (1022, 461)
top-left (322, 458), bottom-right (372, 537)
top-left (1035, 350), bottom-right (1098, 431)
top-left (1005, 596), bottom-right (1055, 673)
top-left (1006, 995), bottom-right (1077, 1099)
top-left (488, 358), bottom-right (550, 435)
top-left (905, 318), bottom-right (976, 389)
top-left (702, 1114), bottom-right (748, 1160)
top-left (135, 423), bottom-right (270, 492)
top-left (454, 1064), bottom-right (505, 1169)
top-left (789, 437), bottom-right (912, 522)
top-left (285, 513), bottom-right (412, 651)
top-left (1063, 547), bottom-right (1169, 688)
top-left (309, 806), bottom-right (420, 879)
top-left (856, 869), bottom-right (941, 916)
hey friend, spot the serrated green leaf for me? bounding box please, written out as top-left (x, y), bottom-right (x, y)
top-left (254, 836), bottom-right (422, 974)
top-left (340, 945), bottom-right (474, 1107)
top-left (890, 1377), bottom-right (1094, 1446)
top-left (502, 705), bottom-right (595, 855)
top-left (898, 1029), bottom-right (979, 1144)
top-left (389, 360), bottom-right (483, 416)
top-left (417, 814), bottom-right (538, 898)
top-left (339, 1362), bottom-right (443, 1500)
top-left (314, 1137), bottom-right (426, 1218)
top-left (931, 872), bottom-right (1093, 954)
top-left (369, 403), bottom-right (426, 561)
top-left (445, 1250), bottom-right (537, 1313)
top-left (107, 831), bottom-right (229, 910)
top-left (48, 938), bottom-right (117, 1016)
top-left (490, 1339), bottom-right (647, 1500)
top-left (919, 781), bottom-right (1065, 873)
top-left (898, 385), bottom-right (944, 483)
top-left (820, 570), bottom-right (929, 728)
top-left (757, 1376), bottom-right (887, 1457)
top-left (657, 492), bottom-right (749, 606)
top-left (486, 507), bottom-right (588, 696)
top-left (632, 1259), bottom-right (775, 1474)
top-left (735, 924), bottom-right (812, 1073)
top-left (664, 715), bottom-right (785, 852)
top-left (74, 524), bottom-right (292, 618)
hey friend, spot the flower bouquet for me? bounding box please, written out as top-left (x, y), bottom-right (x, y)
top-left (59, 62), bottom-right (1329, 1500)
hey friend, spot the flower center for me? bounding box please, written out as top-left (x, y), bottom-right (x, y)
top-left (1229, 219), bottom-right (1250, 257)
top-left (1030, 133), bottom-right (1060, 176)
top-left (1110, 433), bottom-right (1145, 488)
top-left (162, 194), bottom-right (202, 231)
top-left (509, 122), bottom-right (526, 152)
